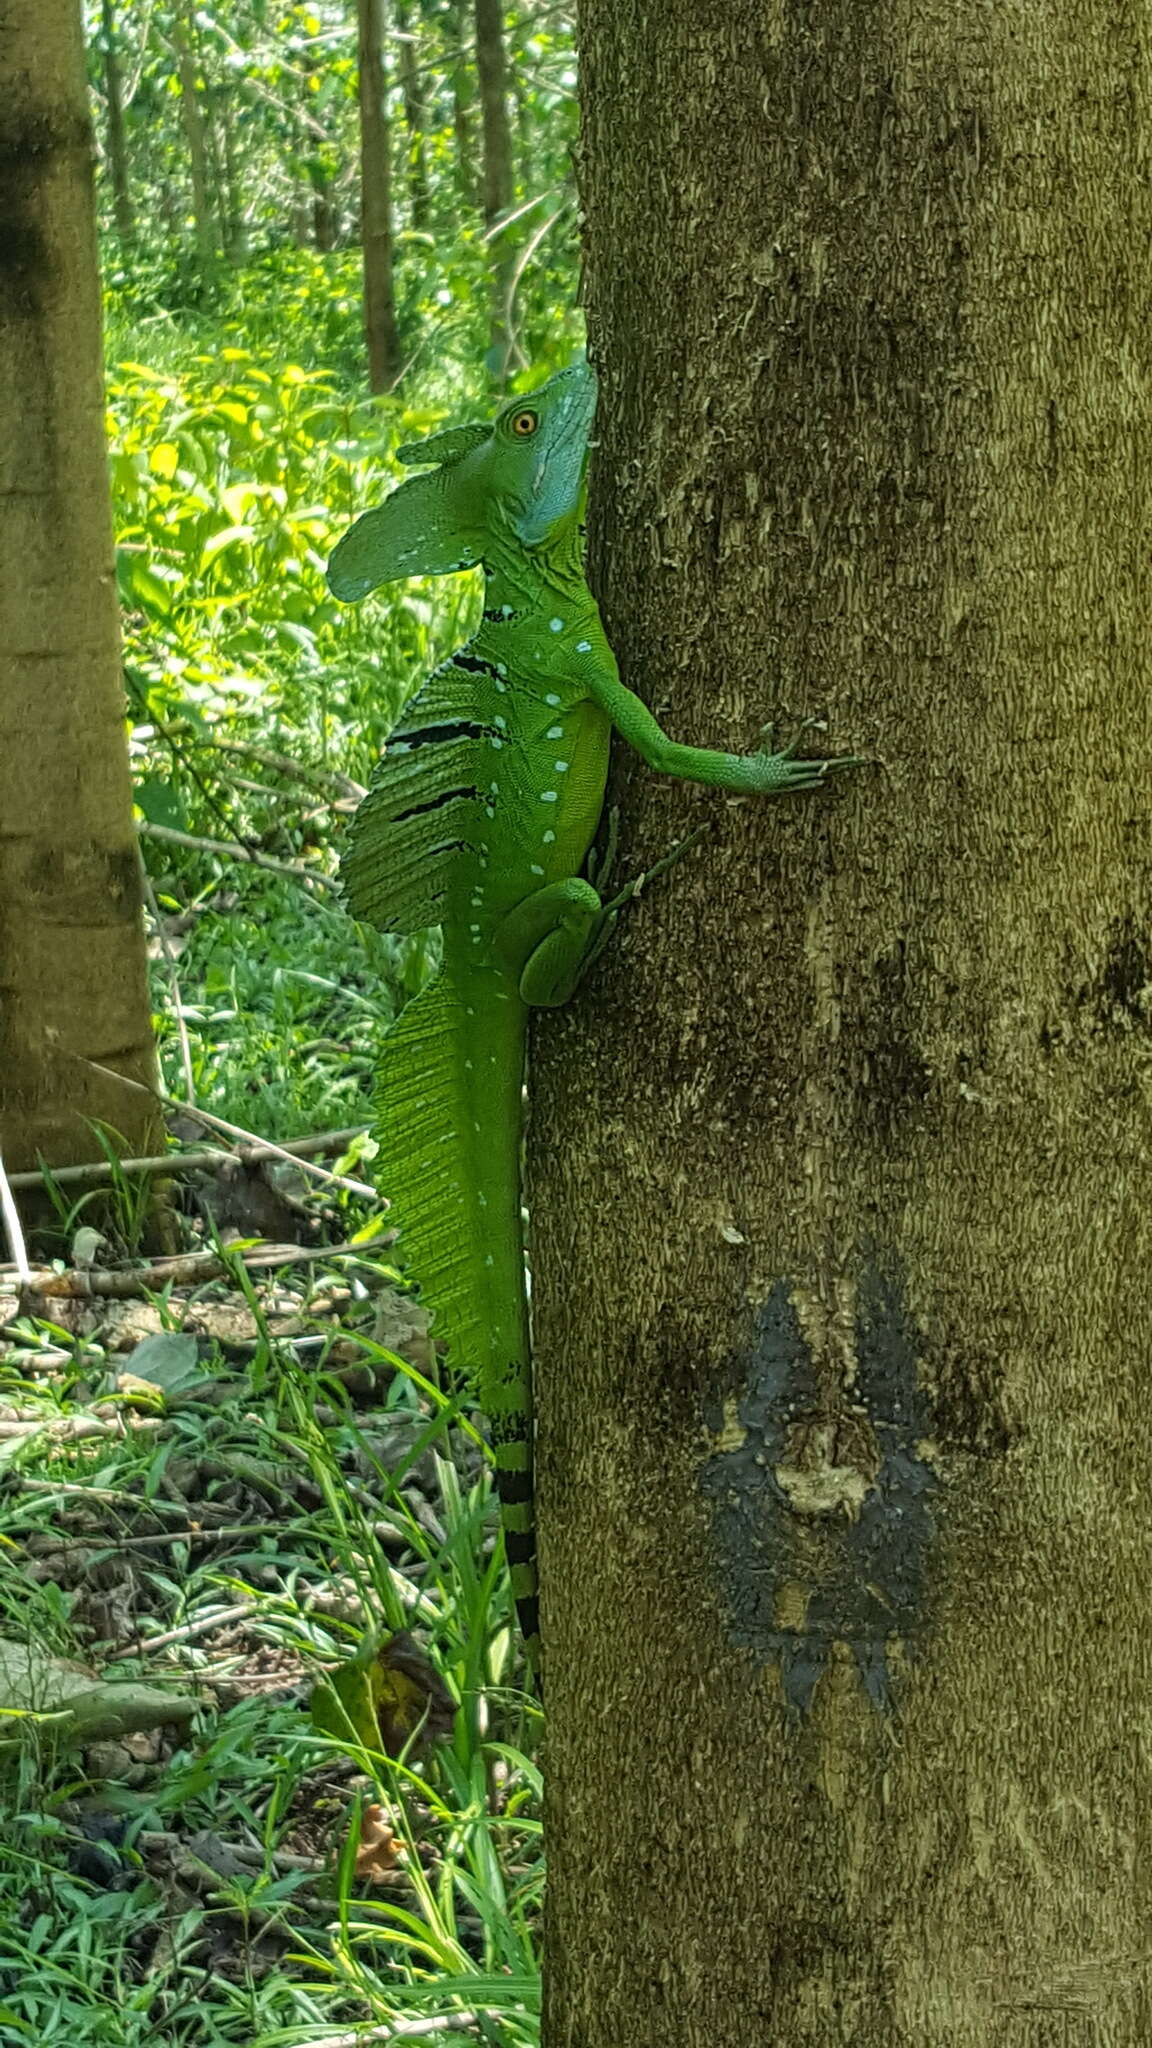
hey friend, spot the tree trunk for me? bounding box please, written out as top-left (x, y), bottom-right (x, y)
top-left (473, 0), bottom-right (513, 376)
top-left (394, 0), bottom-right (431, 231)
top-left (170, 7), bottom-right (215, 264)
top-left (536, 2), bottom-right (1152, 2042)
top-left (216, 62), bottom-right (246, 260)
top-left (446, 0), bottom-right (478, 209)
top-left (0, 0), bottom-right (164, 1181)
top-left (99, 0), bottom-right (134, 242)
top-left (357, 0), bottom-right (402, 392)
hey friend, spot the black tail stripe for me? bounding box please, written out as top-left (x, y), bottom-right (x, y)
top-left (495, 1470), bottom-right (534, 1506)
top-left (504, 1530), bottom-right (535, 1566)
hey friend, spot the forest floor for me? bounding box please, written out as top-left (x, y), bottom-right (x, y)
top-left (0, 1166), bottom-right (540, 2048)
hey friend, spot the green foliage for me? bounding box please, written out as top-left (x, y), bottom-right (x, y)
top-left (4, 7), bottom-right (589, 2037)
top-left (106, 328), bottom-right (485, 1131)
top-left (0, 1276), bottom-right (541, 2046)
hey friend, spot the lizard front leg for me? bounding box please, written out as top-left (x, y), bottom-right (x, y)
top-left (580, 651), bottom-right (859, 795)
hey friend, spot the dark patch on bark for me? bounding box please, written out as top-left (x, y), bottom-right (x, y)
top-left (700, 1266), bottom-right (937, 1714)
top-left (21, 843), bottom-right (143, 924)
top-left (853, 940), bottom-right (933, 1134)
top-left (0, 114), bottom-right (88, 316)
top-left (930, 1331), bottom-right (1017, 1459)
top-left (1093, 915), bottom-right (1151, 1030)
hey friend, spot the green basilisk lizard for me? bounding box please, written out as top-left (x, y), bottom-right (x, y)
top-left (327, 359), bottom-right (855, 1678)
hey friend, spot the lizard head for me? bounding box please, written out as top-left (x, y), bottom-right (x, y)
top-left (487, 357), bottom-right (598, 551)
top-left (326, 359), bottom-right (598, 602)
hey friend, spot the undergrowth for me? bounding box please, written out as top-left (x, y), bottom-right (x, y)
top-left (0, 255), bottom-right (580, 2046)
top-left (0, 1241), bottom-right (541, 2046)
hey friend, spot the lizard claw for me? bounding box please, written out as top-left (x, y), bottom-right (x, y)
top-left (760, 716), bottom-right (827, 761)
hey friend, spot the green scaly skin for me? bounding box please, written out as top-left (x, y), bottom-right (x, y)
top-left (327, 360), bottom-right (857, 1680)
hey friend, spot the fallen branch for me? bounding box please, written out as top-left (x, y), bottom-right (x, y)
top-left (20, 1229), bottom-right (394, 1301)
top-left (0, 1148), bottom-right (30, 1283)
top-left (203, 735), bottom-right (367, 802)
top-left (0, 1414), bottom-right (163, 1442)
top-left (136, 818), bottom-right (340, 892)
top-left (117, 1601), bottom-right (254, 1658)
top-left (6, 1125), bottom-right (370, 1194)
top-left (291, 2018), bottom-right (482, 2048)
top-left (69, 1060), bottom-right (378, 1200)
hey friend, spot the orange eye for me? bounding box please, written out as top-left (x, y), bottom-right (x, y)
top-left (510, 409), bottom-right (538, 437)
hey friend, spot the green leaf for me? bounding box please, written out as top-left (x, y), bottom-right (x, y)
top-left (149, 441), bottom-right (180, 479)
top-left (135, 775), bottom-right (185, 831)
top-left (126, 1331), bottom-right (206, 1393)
top-left (200, 523), bottom-right (256, 566)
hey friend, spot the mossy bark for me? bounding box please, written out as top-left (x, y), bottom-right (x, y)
top-left (532, 2), bottom-right (1152, 2041)
top-left (0, 0), bottom-right (164, 1183)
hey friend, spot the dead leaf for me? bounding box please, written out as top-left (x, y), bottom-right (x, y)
top-left (354, 1801), bottom-right (399, 1883)
top-left (311, 1631), bottom-right (455, 1758)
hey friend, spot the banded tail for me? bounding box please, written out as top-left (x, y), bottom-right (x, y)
top-left (371, 943), bottom-right (540, 1671)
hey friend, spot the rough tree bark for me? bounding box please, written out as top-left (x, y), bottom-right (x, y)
top-left (357, 0), bottom-right (402, 392)
top-left (533, 2), bottom-right (1152, 2042)
top-left (0, 0), bottom-right (164, 1179)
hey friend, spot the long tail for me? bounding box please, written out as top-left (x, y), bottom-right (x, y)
top-left (373, 945), bottom-right (540, 1673)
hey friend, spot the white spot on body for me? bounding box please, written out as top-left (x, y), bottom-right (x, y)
top-left (576, 639), bottom-right (591, 653)
top-left (543, 829), bottom-right (556, 843)
top-left (541, 791), bottom-right (558, 803)
top-left (495, 679), bottom-right (507, 692)
top-left (550, 618), bottom-right (564, 633)
top-left (496, 663), bottom-right (508, 675)
top-left (554, 760), bottom-right (569, 773)
top-left (491, 737), bottom-right (503, 748)
top-left (546, 725), bottom-right (563, 740)
top-left (545, 693), bottom-right (561, 706)
top-left (530, 864), bottom-right (544, 876)
top-left (494, 715), bottom-right (507, 729)
top-left (490, 781), bottom-right (500, 792)
top-left (485, 1253), bottom-right (495, 1266)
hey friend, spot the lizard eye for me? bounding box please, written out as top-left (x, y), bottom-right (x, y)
top-left (510, 409), bottom-right (539, 437)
